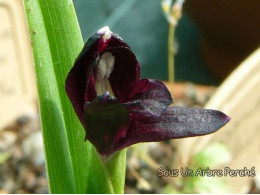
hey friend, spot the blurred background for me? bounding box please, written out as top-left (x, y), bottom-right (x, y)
top-left (0, 0), bottom-right (260, 193)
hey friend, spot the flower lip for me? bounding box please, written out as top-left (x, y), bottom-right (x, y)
top-left (223, 115), bottom-right (231, 124)
top-left (84, 93), bottom-right (130, 155)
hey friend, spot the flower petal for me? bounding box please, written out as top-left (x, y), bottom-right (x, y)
top-left (65, 27), bottom-right (131, 124)
top-left (84, 93), bottom-right (130, 155)
top-left (65, 36), bottom-right (98, 124)
top-left (105, 47), bottom-right (141, 101)
top-left (125, 79), bottom-right (173, 116)
top-left (120, 106), bottom-right (231, 149)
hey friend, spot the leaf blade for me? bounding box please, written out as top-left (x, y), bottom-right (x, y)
top-left (22, 0), bottom-right (77, 193)
top-left (36, 0), bottom-right (90, 193)
top-left (23, 0), bottom-right (126, 193)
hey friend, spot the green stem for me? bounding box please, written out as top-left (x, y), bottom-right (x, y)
top-left (168, 24), bottom-right (175, 83)
top-left (106, 149), bottom-right (127, 194)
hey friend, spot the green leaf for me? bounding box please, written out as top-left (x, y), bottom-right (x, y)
top-left (22, 0), bottom-right (126, 193)
top-left (22, 0), bottom-right (78, 193)
top-left (194, 143), bottom-right (231, 168)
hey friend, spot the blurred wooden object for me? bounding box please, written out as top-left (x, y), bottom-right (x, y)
top-left (175, 48), bottom-right (260, 193)
top-left (0, 0), bottom-right (36, 130)
top-left (185, 0), bottom-right (260, 82)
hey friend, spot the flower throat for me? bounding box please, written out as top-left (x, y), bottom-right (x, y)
top-left (95, 52), bottom-right (115, 97)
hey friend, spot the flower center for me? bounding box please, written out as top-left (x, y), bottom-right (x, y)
top-left (95, 52), bottom-right (115, 96)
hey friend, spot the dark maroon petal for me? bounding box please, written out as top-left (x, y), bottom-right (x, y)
top-left (65, 36), bottom-right (98, 124)
top-left (125, 79), bottom-right (173, 116)
top-left (119, 106), bottom-right (230, 149)
top-left (65, 27), bottom-right (131, 125)
top-left (106, 47), bottom-right (141, 102)
top-left (84, 93), bottom-right (130, 156)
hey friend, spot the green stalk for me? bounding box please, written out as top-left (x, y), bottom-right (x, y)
top-left (106, 149), bottom-right (127, 194)
top-left (23, 0), bottom-right (126, 193)
top-left (168, 24), bottom-right (175, 83)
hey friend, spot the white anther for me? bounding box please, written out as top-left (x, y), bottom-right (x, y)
top-left (96, 52), bottom-right (115, 80)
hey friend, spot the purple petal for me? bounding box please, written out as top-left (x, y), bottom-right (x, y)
top-left (65, 28), bottom-right (131, 125)
top-left (125, 79), bottom-right (173, 116)
top-left (106, 47), bottom-right (141, 101)
top-left (119, 106), bottom-right (230, 149)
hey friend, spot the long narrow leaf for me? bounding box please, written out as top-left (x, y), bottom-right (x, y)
top-left (23, 0), bottom-right (126, 193)
top-left (34, 0), bottom-right (90, 193)
top-left (22, 0), bottom-right (78, 193)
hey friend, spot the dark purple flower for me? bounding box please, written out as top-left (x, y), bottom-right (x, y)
top-left (65, 27), bottom-right (230, 156)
